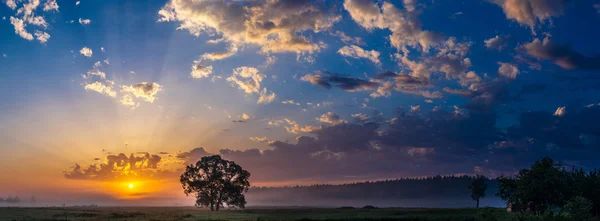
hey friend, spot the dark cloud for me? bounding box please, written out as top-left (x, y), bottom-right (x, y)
top-left (65, 153), bottom-right (172, 181)
top-left (301, 71), bottom-right (379, 92)
top-left (522, 37), bottom-right (600, 71)
top-left (514, 83), bottom-right (547, 100)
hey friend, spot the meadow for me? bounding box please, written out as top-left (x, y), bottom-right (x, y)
top-left (0, 207), bottom-right (511, 221)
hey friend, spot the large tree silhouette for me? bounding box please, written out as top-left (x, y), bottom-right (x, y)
top-left (180, 155), bottom-right (251, 211)
top-left (469, 174), bottom-right (487, 208)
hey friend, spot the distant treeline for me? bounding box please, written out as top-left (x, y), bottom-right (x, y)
top-left (0, 196), bottom-right (35, 204)
top-left (248, 176), bottom-right (498, 202)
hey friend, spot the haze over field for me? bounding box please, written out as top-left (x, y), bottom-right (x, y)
top-left (1, 0), bottom-right (599, 207)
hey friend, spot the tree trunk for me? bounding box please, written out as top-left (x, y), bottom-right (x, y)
top-left (216, 203), bottom-right (220, 211)
top-left (476, 198), bottom-right (480, 208)
top-left (210, 202), bottom-right (214, 211)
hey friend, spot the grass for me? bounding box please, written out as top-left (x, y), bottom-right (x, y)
top-left (0, 207), bottom-right (512, 221)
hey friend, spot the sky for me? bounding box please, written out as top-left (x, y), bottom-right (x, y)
top-left (0, 0), bottom-right (600, 206)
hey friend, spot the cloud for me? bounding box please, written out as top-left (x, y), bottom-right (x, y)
top-left (249, 137), bottom-right (272, 144)
top-left (497, 62), bottom-right (520, 79)
top-left (554, 106), bottom-right (567, 116)
top-left (337, 45), bottom-right (381, 65)
top-left (370, 81), bottom-right (393, 98)
top-left (10, 17), bottom-right (34, 41)
top-left (84, 81), bottom-right (117, 98)
top-left (79, 18), bottom-right (91, 25)
top-left (301, 71), bottom-right (378, 92)
top-left (484, 35), bottom-right (508, 51)
top-left (84, 69), bottom-right (106, 79)
top-left (75, 1), bottom-right (80, 6)
top-left (595, 4), bottom-right (600, 14)
top-left (43, 0), bottom-right (59, 12)
top-left (190, 61), bottom-right (213, 79)
top-left (271, 118), bottom-right (321, 134)
top-left (33, 30), bottom-right (49, 44)
top-left (158, 0), bottom-right (341, 58)
top-left (227, 66), bottom-right (275, 104)
top-left (410, 105), bottom-right (421, 112)
top-left (317, 112), bottom-right (347, 125)
top-left (80, 47), bottom-right (93, 57)
top-left (344, 0), bottom-right (444, 52)
top-left (121, 82), bottom-right (163, 103)
top-left (332, 31), bottom-right (364, 45)
top-left (6, 0), bottom-right (16, 10)
top-left (242, 113), bottom-right (250, 120)
top-left (522, 37), bottom-right (600, 71)
top-left (64, 152), bottom-right (173, 181)
top-left (490, 0), bottom-right (567, 31)
top-left (395, 38), bottom-right (472, 80)
top-left (120, 94), bottom-right (138, 109)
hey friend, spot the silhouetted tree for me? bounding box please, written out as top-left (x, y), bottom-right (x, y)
top-left (468, 174), bottom-right (487, 208)
top-left (180, 155), bottom-right (250, 211)
top-left (497, 157), bottom-right (569, 213)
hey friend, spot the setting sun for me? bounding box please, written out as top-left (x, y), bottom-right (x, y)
top-left (128, 183), bottom-right (134, 189)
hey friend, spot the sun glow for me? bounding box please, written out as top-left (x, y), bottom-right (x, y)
top-left (129, 183), bottom-right (134, 189)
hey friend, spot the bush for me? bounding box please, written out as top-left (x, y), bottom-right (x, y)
top-left (563, 196), bottom-right (593, 221)
top-left (362, 205), bottom-right (378, 209)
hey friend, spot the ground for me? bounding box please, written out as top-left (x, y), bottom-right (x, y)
top-left (0, 207), bottom-right (511, 221)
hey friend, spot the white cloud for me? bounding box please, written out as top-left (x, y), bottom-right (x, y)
top-left (120, 94), bottom-right (139, 109)
top-left (34, 30), bottom-right (50, 44)
top-left (79, 18), bottom-right (91, 25)
top-left (76, 1), bottom-right (80, 6)
top-left (282, 118), bottom-right (320, 134)
top-left (228, 67), bottom-right (264, 94)
top-left (80, 47), bottom-right (93, 57)
top-left (352, 113), bottom-right (370, 121)
top-left (43, 0), bottom-right (59, 12)
top-left (121, 82), bottom-right (163, 103)
top-left (158, 0), bottom-right (341, 59)
top-left (227, 66), bottom-right (276, 104)
top-left (484, 35), bottom-right (508, 51)
top-left (242, 113), bottom-right (251, 120)
top-left (84, 81), bottom-right (117, 98)
top-left (332, 31), bottom-right (364, 45)
top-left (370, 81), bottom-right (393, 98)
top-left (17, 0), bottom-right (49, 28)
top-left (84, 69), bottom-right (106, 79)
top-left (100, 47), bottom-right (105, 52)
top-left (6, 0), bottom-right (17, 10)
top-left (249, 137), bottom-right (270, 143)
top-left (337, 45), bottom-right (381, 65)
top-left (490, 0), bottom-right (567, 31)
top-left (410, 105), bottom-right (421, 112)
top-left (258, 88), bottom-right (276, 104)
top-left (317, 112), bottom-right (347, 125)
top-left (497, 62), bottom-right (519, 79)
top-left (10, 17), bottom-right (34, 41)
top-left (282, 100), bottom-right (300, 106)
top-left (344, 0), bottom-right (444, 52)
top-left (103, 58), bottom-right (110, 65)
top-left (93, 61), bottom-right (102, 68)
top-left (554, 106), bottom-right (566, 116)
top-left (190, 60), bottom-right (212, 79)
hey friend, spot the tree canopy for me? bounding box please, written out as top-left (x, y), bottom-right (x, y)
top-left (180, 155), bottom-right (251, 211)
top-left (468, 174), bottom-right (487, 208)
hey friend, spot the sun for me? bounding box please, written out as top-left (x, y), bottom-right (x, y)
top-left (128, 183), bottom-right (134, 189)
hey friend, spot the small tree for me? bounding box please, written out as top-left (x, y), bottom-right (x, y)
top-left (180, 155), bottom-right (251, 211)
top-left (563, 196), bottom-right (593, 220)
top-left (469, 174), bottom-right (488, 208)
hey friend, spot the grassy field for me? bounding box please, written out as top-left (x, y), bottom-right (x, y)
top-left (0, 207), bottom-right (511, 221)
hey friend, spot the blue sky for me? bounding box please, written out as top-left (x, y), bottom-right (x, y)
top-left (1, 0), bottom-right (600, 204)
